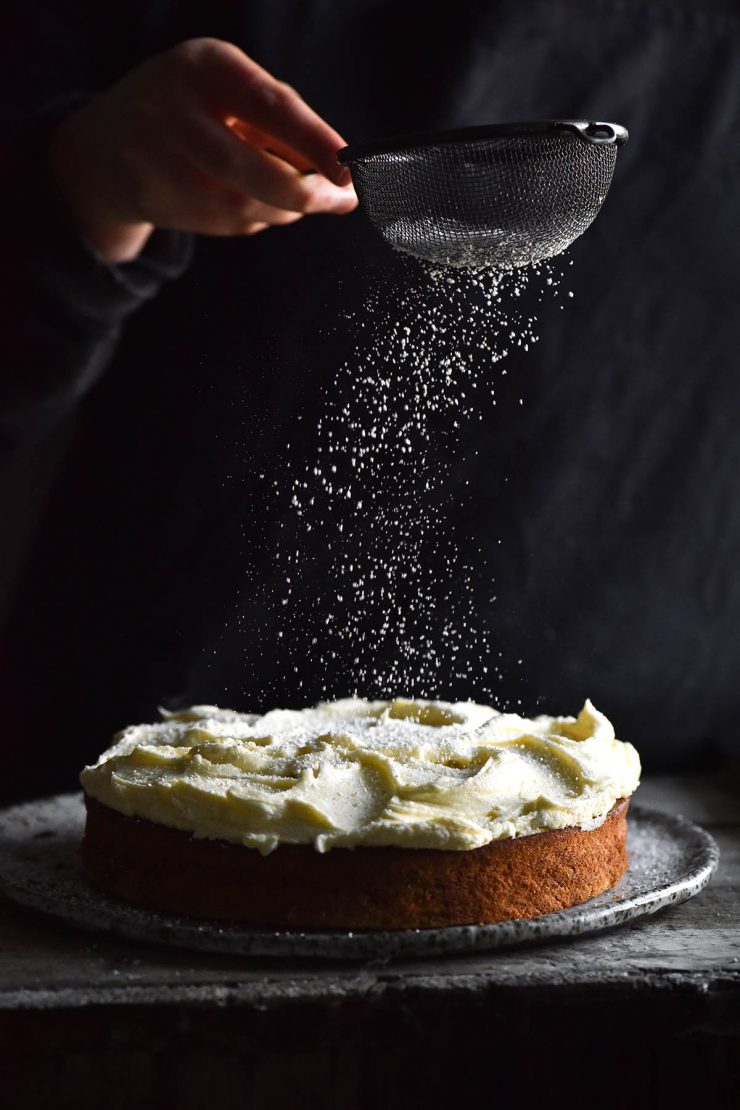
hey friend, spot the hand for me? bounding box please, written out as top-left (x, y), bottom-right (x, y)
top-left (49, 38), bottom-right (357, 262)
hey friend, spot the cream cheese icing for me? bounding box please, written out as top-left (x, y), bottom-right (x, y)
top-left (81, 697), bottom-right (640, 854)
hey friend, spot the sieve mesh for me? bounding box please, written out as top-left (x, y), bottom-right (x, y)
top-left (340, 122), bottom-right (626, 269)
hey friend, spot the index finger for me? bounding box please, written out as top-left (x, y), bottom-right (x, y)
top-left (224, 116), bottom-right (314, 173)
top-left (190, 41), bottom-right (351, 186)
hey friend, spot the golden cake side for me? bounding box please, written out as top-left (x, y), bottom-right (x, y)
top-left (82, 794), bottom-right (629, 929)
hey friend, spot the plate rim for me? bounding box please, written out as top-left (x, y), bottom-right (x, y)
top-left (0, 792), bottom-right (720, 962)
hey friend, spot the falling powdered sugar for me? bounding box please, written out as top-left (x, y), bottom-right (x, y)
top-left (257, 256), bottom-right (572, 703)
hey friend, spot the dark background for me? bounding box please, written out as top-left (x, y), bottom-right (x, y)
top-left (4, 0), bottom-right (740, 801)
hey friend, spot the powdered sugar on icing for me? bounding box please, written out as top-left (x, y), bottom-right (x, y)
top-left (81, 698), bottom-right (640, 854)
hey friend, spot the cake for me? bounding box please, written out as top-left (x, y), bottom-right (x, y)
top-left (80, 697), bottom-right (641, 929)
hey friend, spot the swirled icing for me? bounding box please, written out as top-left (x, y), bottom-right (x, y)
top-left (80, 697), bottom-right (640, 854)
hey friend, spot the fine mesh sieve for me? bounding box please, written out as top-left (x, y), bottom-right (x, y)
top-left (338, 120), bottom-right (628, 269)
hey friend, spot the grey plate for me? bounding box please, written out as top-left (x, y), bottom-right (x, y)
top-left (0, 793), bottom-right (719, 962)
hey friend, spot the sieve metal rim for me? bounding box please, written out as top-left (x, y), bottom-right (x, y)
top-left (337, 120), bottom-right (628, 165)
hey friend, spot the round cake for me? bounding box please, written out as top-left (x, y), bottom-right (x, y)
top-left (80, 697), bottom-right (641, 929)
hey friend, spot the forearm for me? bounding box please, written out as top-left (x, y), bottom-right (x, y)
top-left (3, 29), bottom-right (354, 450)
top-left (2, 105), bottom-right (193, 451)
top-left (2, 231), bottom-right (192, 452)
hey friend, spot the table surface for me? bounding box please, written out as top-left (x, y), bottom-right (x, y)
top-left (2, 774), bottom-right (738, 1110)
top-left (1, 773), bottom-right (738, 1014)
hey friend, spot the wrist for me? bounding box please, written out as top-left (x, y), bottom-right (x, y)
top-left (48, 110), bottom-right (155, 264)
top-left (70, 213), bottom-right (155, 265)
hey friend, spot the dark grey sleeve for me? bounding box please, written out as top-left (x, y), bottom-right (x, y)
top-left (2, 98), bottom-right (194, 452)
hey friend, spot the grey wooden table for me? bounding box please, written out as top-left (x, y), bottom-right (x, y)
top-left (2, 775), bottom-right (738, 1110)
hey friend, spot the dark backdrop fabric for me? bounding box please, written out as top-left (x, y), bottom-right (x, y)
top-left (4, 0), bottom-right (740, 800)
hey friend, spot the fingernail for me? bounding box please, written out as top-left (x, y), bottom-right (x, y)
top-left (334, 164), bottom-right (352, 187)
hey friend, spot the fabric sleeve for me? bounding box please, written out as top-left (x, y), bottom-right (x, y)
top-left (2, 92), bottom-right (194, 452)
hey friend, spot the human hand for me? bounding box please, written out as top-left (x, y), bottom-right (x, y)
top-left (49, 38), bottom-right (357, 263)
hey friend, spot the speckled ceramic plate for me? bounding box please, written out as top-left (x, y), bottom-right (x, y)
top-left (0, 792), bottom-right (718, 961)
